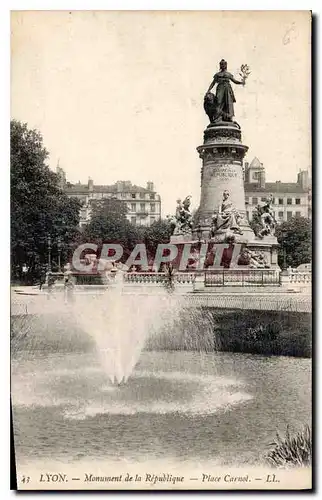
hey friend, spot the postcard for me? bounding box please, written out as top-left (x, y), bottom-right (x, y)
top-left (11, 10), bottom-right (312, 491)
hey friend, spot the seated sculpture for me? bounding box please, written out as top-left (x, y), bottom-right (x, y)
top-left (211, 190), bottom-right (243, 237)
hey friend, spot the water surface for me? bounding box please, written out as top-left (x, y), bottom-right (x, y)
top-left (12, 350), bottom-right (311, 467)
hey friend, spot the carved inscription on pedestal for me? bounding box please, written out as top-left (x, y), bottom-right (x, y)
top-left (209, 163), bottom-right (240, 179)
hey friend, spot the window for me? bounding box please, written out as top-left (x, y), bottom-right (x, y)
top-left (278, 198), bottom-right (284, 205)
top-left (253, 172), bottom-right (260, 180)
top-left (295, 211), bottom-right (301, 218)
top-left (150, 203), bottom-right (156, 212)
top-left (287, 211), bottom-right (293, 221)
top-left (121, 192), bottom-right (126, 198)
top-left (261, 197), bottom-right (266, 202)
top-left (140, 203), bottom-right (145, 212)
top-left (131, 203), bottom-right (136, 212)
top-left (150, 216), bottom-right (156, 224)
top-left (140, 192), bottom-right (145, 199)
top-left (252, 197), bottom-right (258, 205)
top-left (131, 193), bottom-right (136, 199)
top-left (287, 198), bottom-right (292, 205)
top-left (131, 217), bottom-right (136, 225)
top-left (296, 198), bottom-right (301, 205)
top-left (245, 197), bottom-right (249, 204)
top-left (278, 211), bottom-right (284, 219)
top-left (150, 194), bottom-right (155, 200)
top-left (246, 211), bottom-right (250, 220)
top-left (272, 197), bottom-right (276, 204)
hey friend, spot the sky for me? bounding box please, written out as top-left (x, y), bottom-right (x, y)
top-left (11, 10), bottom-right (311, 215)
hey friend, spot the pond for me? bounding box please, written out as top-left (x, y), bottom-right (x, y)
top-left (11, 348), bottom-right (311, 468)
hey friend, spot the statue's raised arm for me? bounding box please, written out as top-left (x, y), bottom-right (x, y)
top-left (229, 74), bottom-right (244, 86)
top-left (204, 59), bottom-right (250, 123)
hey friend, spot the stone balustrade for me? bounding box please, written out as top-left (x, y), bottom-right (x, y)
top-left (123, 269), bottom-right (311, 288)
top-left (123, 270), bottom-right (283, 289)
top-left (204, 269), bottom-right (280, 287)
top-left (124, 272), bottom-right (166, 284)
top-left (123, 272), bottom-right (196, 285)
top-left (288, 271), bottom-right (312, 284)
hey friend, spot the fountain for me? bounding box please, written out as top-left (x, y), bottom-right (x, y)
top-left (69, 266), bottom-right (184, 384)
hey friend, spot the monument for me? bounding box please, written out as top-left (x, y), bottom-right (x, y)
top-left (170, 59), bottom-right (279, 272)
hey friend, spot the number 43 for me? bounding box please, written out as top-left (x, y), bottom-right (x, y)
top-left (21, 476), bottom-right (30, 483)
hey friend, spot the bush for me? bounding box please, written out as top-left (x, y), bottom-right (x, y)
top-left (212, 309), bottom-right (311, 358)
top-left (266, 425), bottom-right (312, 468)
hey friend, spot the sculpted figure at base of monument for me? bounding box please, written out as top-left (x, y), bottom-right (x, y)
top-left (238, 248), bottom-right (270, 268)
top-left (210, 190), bottom-right (243, 238)
top-left (254, 194), bottom-right (276, 239)
top-left (168, 196), bottom-right (193, 235)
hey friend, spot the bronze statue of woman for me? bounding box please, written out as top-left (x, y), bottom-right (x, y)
top-left (204, 59), bottom-right (246, 123)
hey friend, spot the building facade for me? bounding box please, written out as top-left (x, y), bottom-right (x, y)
top-left (58, 170), bottom-right (161, 227)
top-left (244, 157), bottom-right (311, 222)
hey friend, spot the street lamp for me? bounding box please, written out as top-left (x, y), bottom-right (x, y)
top-left (47, 235), bottom-right (52, 272)
top-left (57, 236), bottom-right (62, 272)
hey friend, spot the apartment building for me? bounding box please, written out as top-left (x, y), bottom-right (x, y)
top-left (244, 157), bottom-right (311, 222)
top-left (57, 169), bottom-right (161, 227)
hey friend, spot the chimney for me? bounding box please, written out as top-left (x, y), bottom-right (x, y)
top-left (88, 177), bottom-right (94, 191)
top-left (116, 181), bottom-right (124, 192)
top-left (244, 162), bottom-right (249, 182)
top-left (297, 170), bottom-right (309, 190)
top-left (146, 181), bottom-right (154, 191)
top-left (259, 169), bottom-right (266, 189)
top-left (56, 164), bottom-right (66, 190)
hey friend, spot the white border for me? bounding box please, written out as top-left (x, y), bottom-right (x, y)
top-left (1, 3), bottom-right (320, 498)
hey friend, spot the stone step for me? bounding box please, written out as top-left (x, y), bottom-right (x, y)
top-left (193, 286), bottom-right (301, 294)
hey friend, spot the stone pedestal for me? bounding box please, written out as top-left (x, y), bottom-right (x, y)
top-left (245, 237), bottom-right (279, 270)
top-left (193, 273), bottom-right (205, 292)
top-left (168, 119), bottom-right (280, 277)
top-left (194, 121), bottom-right (254, 244)
top-left (280, 270), bottom-right (290, 287)
top-left (170, 233), bottom-right (194, 244)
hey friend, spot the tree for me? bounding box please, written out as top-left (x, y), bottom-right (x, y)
top-left (275, 217), bottom-right (311, 268)
top-left (144, 219), bottom-right (173, 259)
top-left (83, 198), bottom-right (144, 260)
top-left (11, 120), bottom-right (81, 282)
top-left (84, 210), bottom-right (172, 265)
